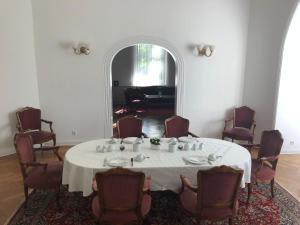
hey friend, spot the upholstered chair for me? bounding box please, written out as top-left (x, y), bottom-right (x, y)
top-left (164, 115), bottom-right (198, 138)
top-left (222, 106), bottom-right (256, 143)
top-left (247, 130), bottom-right (283, 204)
top-left (116, 116), bottom-right (148, 138)
top-left (179, 166), bottom-right (243, 225)
top-left (92, 168), bottom-right (152, 225)
top-left (16, 107), bottom-right (56, 148)
top-left (14, 133), bottom-right (63, 209)
top-left (92, 176), bottom-right (151, 194)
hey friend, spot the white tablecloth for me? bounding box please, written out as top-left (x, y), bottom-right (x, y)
top-left (62, 138), bottom-right (251, 196)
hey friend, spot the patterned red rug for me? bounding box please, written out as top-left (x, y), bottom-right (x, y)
top-left (8, 183), bottom-right (300, 225)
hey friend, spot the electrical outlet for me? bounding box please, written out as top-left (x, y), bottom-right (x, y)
top-left (72, 130), bottom-right (77, 136)
top-left (290, 141), bottom-right (294, 145)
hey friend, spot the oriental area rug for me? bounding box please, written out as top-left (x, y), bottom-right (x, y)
top-left (8, 183), bottom-right (300, 225)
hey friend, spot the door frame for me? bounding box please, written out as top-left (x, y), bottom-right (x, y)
top-left (103, 36), bottom-right (184, 137)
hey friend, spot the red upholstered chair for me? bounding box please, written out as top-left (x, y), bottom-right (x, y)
top-left (16, 107), bottom-right (56, 149)
top-left (14, 133), bottom-right (63, 208)
top-left (92, 176), bottom-right (151, 194)
top-left (179, 166), bottom-right (243, 225)
top-left (92, 168), bottom-right (152, 225)
top-left (116, 116), bottom-right (148, 138)
top-left (247, 130), bottom-right (283, 204)
top-left (222, 106), bottom-right (256, 144)
top-left (164, 115), bottom-right (198, 138)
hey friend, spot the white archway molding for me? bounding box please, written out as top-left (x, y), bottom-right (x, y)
top-left (273, 0), bottom-right (300, 128)
top-left (275, 1), bottom-right (300, 153)
top-left (103, 36), bottom-right (184, 137)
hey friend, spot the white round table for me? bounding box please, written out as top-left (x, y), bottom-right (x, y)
top-left (62, 138), bottom-right (251, 196)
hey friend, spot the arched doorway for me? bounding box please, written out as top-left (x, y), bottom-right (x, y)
top-left (111, 44), bottom-right (176, 137)
top-left (276, 3), bottom-right (300, 153)
top-left (103, 37), bottom-right (184, 137)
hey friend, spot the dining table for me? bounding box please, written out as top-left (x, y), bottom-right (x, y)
top-left (62, 137), bottom-right (251, 197)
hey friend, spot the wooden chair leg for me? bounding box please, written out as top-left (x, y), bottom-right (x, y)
top-left (247, 183), bottom-right (252, 204)
top-left (53, 136), bottom-right (56, 146)
top-left (270, 179), bottom-right (275, 198)
top-left (23, 185), bottom-right (29, 208)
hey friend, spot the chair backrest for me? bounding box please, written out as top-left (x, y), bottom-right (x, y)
top-left (117, 116), bottom-right (143, 138)
top-left (234, 106), bottom-right (255, 129)
top-left (197, 166), bottom-right (243, 215)
top-left (165, 116), bottom-right (189, 138)
top-left (16, 107), bottom-right (41, 131)
top-left (14, 133), bottom-right (36, 177)
top-left (258, 130), bottom-right (284, 169)
top-left (95, 168), bottom-right (145, 222)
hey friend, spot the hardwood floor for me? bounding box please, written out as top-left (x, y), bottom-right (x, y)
top-left (0, 146), bottom-right (300, 225)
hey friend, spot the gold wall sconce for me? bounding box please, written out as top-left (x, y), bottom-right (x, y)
top-left (194, 44), bottom-right (215, 57)
top-left (73, 43), bottom-right (90, 55)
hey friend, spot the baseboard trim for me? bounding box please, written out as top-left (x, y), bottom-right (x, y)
top-left (0, 147), bottom-right (15, 157)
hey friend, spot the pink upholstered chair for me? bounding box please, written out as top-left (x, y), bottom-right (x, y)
top-left (92, 168), bottom-right (152, 225)
top-left (116, 116), bottom-right (148, 138)
top-left (14, 133), bottom-right (63, 208)
top-left (164, 115), bottom-right (198, 138)
top-left (179, 166), bottom-right (243, 225)
top-left (222, 106), bottom-right (256, 143)
top-left (92, 176), bottom-right (151, 194)
top-left (16, 107), bottom-right (56, 148)
top-left (247, 130), bottom-right (283, 204)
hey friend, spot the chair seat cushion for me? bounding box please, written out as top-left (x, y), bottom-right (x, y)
top-left (27, 130), bottom-right (55, 144)
top-left (92, 177), bottom-right (151, 193)
top-left (24, 161), bottom-right (63, 189)
top-left (223, 127), bottom-right (253, 141)
top-left (179, 187), bottom-right (238, 219)
top-left (251, 159), bottom-right (276, 181)
top-left (92, 194), bottom-right (151, 223)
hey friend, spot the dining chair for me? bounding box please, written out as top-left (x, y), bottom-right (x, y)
top-left (14, 133), bottom-right (63, 209)
top-left (179, 166), bottom-right (243, 225)
top-left (92, 168), bottom-right (152, 225)
top-left (16, 107), bottom-right (56, 149)
top-left (247, 130), bottom-right (283, 204)
top-left (222, 106), bottom-right (256, 144)
top-left (116, 116), bottom-right (148, 138)
top-left (164, 115), bottom-right (198, 138)
top-left (92, 176), bottom-right (151, 194)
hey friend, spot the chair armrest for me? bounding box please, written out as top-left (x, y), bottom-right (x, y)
top-left (241, 143), bottom-right (261, 152)
top-left (23, 162), bottom-right (48, 173)
top-left (41, 119), bottom-right (54, 133)
top-left (224, 118), bottom-right (234, 130)
top-left (35, 146), bottom-right (62, 161)
top-left (188, 132), bottom-right (199, 138)
top-left (252, 121), bottom-right (256, 134)
top-left (260, 155), bottom-right (279, 162)
top-left (180, 175), bottom-right (197, 193)
top-left (254, 156), bottom-right (279, 173)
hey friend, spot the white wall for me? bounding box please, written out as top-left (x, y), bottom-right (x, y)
top-left (31, 0), bottom-right (250, 144)
top-left (242, 0), bottom-right (299, 143)
top-left (276, 3), bottom-right (300, 153)
top-left (0, 0), bottom-right (40, 156)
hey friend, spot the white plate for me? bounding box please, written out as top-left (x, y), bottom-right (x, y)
top-left (183, 155), bottom-right (208, 165)
top-left (178, 136), bottom-right (195, 143)
top-left (106, 157), bottom-right (128, 167)
top-left (123, 137), bottom-right (138, 144)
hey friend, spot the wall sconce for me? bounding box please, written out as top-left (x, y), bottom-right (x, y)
top-left (194, 44), bottom-right (215, 57)
top-left (73, 43), bottom-right (90, 55)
